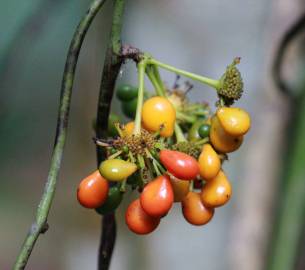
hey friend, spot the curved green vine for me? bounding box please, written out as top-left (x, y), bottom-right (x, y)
top-left (13, 1), bottom-right (107, 269)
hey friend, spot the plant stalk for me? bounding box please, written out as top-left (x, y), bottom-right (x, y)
top-left (96, 0), bottom-right (126, 269)
top-left (148, 58), bottom-right (220, 90)
top-left (13, 1), bottom-right (107, 269)
top-left (133, 60), bottom-right (146, 135)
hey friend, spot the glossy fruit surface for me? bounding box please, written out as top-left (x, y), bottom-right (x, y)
top-left (140, 175), bottom-right (174, 217)
top-left (99, 159), bottom-right (137, 182)
top-left (107, 113), bottom-right (120, 137)
top-left (201, 170), bottom-right (232, 207)
top-left (125, 199), bottom-right (160, 234)
top-left (77, 170), bottom-right (109, 208)
top-left (142, 96), bottom-right (176, 137)
top-left (116, 84), bottom-right (138, 101)
top-left (160, 149), bottom-right (199, 180)
top-left (210, 116), bottom-right (243, 153)
top-left (198, 144), bottom-right (221, 180)
top-left (216, 107), bottom-right (251, 136)
top-left (123, 121), bottom-right (135, 136)
top-left (95, 186), bottom-right (123, 215)
top-left (122, 98), bottom-right (138, 119)
top-left (188, 119), bottom-right (206, 141)
top-left (198, 123), bottom-right (211, 138)
top-left (182, 192), bottom-right (214, 226)
top-left (170, 177), bottom-right (190, 202)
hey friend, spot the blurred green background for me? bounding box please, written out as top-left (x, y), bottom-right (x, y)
top-left (1, 0), bottom-right (304, 269)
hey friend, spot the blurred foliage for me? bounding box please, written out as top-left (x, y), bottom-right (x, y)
top-left (268, 78), bottom-right (305, 270)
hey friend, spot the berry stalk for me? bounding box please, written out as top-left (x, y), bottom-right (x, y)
top-left (133, 59), bottom-right (147, 135)
top-left (148, 58), bottom-right (221, 90)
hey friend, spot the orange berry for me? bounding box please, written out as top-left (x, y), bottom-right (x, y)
top-left (182, 192), bottom-right (214, 226)
top-left (77, 170), bottom-right (109, 209)
top-left (198, 144), bottom-right (221, 180)
top-left (125, 199), bottom-right (160, 234)
top-left (216, 107), bottom-right (251, 136)
top-left (140, 175), bottom-right (174, 217)
top-left (210, 116), bottom-right (243, 153)
top-left (170, 177), bottom-right (190, 202)
top-left (201, 170), bottom-right (232, 208)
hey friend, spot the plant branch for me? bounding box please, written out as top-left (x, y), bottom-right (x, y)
top-left (134, 60), bottom-right (147, 135)
top-left (96, 0), bottom-right (126, 269)
top-left (12, 1), bottom-right (106, 269)
top-left (272, 12), bottom-right (305, 99)
top-left (145, 65), bottom-right (165, 97)
top-left (148, 58), bottom-right (220, 90)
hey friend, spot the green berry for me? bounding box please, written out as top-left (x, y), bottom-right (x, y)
top-left (95, 186), bottom-right (123, 215)
top-left (198, 124), bottom-right (210, 138)
top-left (116, 84), bottom-right (138, 101)
top-left (121, 98), bottom-right (137, 119)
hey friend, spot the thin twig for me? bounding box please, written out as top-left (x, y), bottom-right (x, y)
top-left (13, 1), bottom-right (106, 269)
top-left (95, 0), bottom-right (126, 269)
top-left (272, 12), bottom-right (305, 99)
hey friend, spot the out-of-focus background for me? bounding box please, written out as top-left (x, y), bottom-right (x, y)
top-left (1, 0), bottom-right (305, 269)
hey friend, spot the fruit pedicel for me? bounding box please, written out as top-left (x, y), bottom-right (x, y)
top-left (77, 55), bottom-right (251, 234)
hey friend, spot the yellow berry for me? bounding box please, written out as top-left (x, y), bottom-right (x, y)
top-left (216, 107), bottom-right (250, 136)
top-left (210, 116), bottom-right (243, 153)
top-left (198, 144), bottom-right (221, 180)
top-left (123, 121), bottom-right (135, 136)
top-left (142, 96), bottom-right (176, 137)
top-left (201, 170), bottom-right (232, 208)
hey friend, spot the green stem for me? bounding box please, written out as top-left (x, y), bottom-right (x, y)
top-left (13, 1), bottom-right (107, 269)
top-left (145, 65), bottom-right (164, 97)
top-left (148, 58), bottom-right (221, 90)
top-left (128, 151), bottom-right (136, 163)
top-left (96, 0), bottom-right (126, 270)
top-left (152, 160), bottom-right (162, 176)
top-left (194, 138), bottom-right (209, 146)
top-left (146, 64), bottom-right (167, 97)
top-left (120, 179), bottom-right (127, 192)
top-left (151, 64), bottom-right (167, 95)
top-left (189, 180), bottom-right (194, 192)
top-left (145, 149), bottom-right (165, 174)
top-left (176, 111), bottom-right (197, 123)
top-left (134, 60), bottom-right (146, 135)
top-left (174, 123), bottom-right (187, 143)
top-left (146, 61), bottom-right (188, 144)
top-left (137, 154), bottom-right (145, 169)
top-left (108, 150), bottom-right (123, 159)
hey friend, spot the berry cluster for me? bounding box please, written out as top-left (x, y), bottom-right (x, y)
top-left (76, 55), bottom-right (250, 234)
